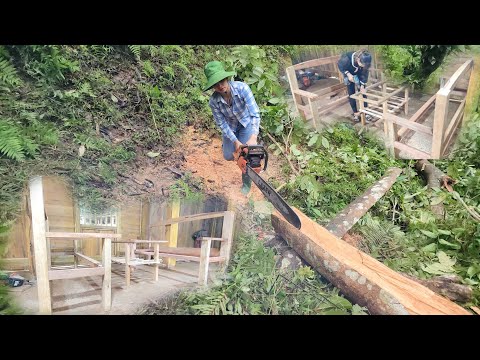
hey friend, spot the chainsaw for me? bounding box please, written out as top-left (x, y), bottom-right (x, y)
top-left (236, 145), bottom-right (301, 229)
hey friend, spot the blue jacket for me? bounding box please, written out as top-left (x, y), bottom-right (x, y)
top-left (337, 51), bottom-right (369, 86)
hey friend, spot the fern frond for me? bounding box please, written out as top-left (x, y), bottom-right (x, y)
top-left (128, 45), bottom-right (141, 61)
top-left (0, 120), bottom-right (25, 161)
top-left (0, 58), bottom-right (22, 87)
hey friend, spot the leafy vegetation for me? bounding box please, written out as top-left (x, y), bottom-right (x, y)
top-left (377, 45), bottom-right (465, 88)
top-left (138, 233), bottom-right (367, 315)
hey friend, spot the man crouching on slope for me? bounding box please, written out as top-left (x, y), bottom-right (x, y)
top-left (203, 60), bottom-right (261, 195)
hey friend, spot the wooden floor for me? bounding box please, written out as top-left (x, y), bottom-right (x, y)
top-left (9, 261), bottom-right (221, 315)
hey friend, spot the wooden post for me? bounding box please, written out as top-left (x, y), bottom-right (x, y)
top-left (125, 242), bottom-right (131, 287)
top-left (404, 87), bottom-right (409, 116)
top-left (286, 66), bottom-right (303, 117)
top-left (198, 238), bottom-right (212, 286)
top-left (154, 242), bottom-right (159, 281)
top-left (431, 89), bottom-right (450, 159)
top-left (464, 54), bottom-right (480, 122)
top-left (73, 239), bottom-right (78, 268)
top-left (167, 201), bottom-right (180, 268)
top-left (383, 102), bottom-right (396, 157)
top-left (220, 211), bottom-right (235, 269)
top-left (359, 92), bottom-right (366, 126)
top-left (308, 99), bottom-right (319, 129)
top-left (29, 176), bottom-right (51, 315)
top-left (102, 237), bottom-right (111, 312)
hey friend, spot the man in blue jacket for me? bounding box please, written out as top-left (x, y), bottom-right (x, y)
top-left (203, 61), bottom-right (261, 195)
top-left (337, 49), bottom-right (373, 123)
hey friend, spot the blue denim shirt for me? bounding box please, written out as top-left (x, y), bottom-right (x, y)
top-left (208, 81), bottom-right (261, 142)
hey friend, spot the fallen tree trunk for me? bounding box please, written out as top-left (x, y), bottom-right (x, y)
top-left (326, 167), bottom-right (402, 238)
top-left (400, 273), bottom-right (472, 303)
top-left (271, 208), bottom-right (471, 315)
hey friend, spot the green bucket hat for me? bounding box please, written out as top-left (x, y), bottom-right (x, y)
top-left (203, 61), bottom-right (236, 91)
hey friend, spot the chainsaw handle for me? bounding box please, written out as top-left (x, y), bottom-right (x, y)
top-left (263, 148), bottom-right (268, 171)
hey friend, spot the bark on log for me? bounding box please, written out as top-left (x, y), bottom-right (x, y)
top-left (271, 208), bottom-right (471, 315)
top-left (326, 167), bottom-right (402, 238)
top-left (400, 273), bottom-right (472, 303)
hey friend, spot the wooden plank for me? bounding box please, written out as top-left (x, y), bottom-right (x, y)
top-left (29, 176), bottom-right (51, 315)
top-left (393, 141), bottom-right (431, 159)
top-left (48, 267), bottom-right (105, 281)
top-left (220, 211), bottom-right (235, 268)
top-left (125, 242), bottom-right (131, 287)
top-left (112, 240), bottom-right (168, 244)
top-left (198, 238), bottom-right (212, 285)
top-left (465, 55), bottom-right (480, 121)
top-left (293, 89), bottom-right (319, 99)
top-left (157, 254), bottom-right (225, 263)
top-left (309, 98), bottom-right (319, 129)
top-left (1, 257), bottom-right (30, 270)
top-left (377, 86), bottom-right (407, 104)
top-left (46, 232), bottom-right (122, 239)
top-left (384, 102), bottom-right (396, 157)
top-left (102, 237), bottom-right (111, 311)
top-left (398, 93), bottom-right (436, 138)
top-left (292, 55), bottom-right (341, 70)
top-left (167, 201), bottom-right (180, 268)
top-left (271, 209), bottom-right (470, 315)
top-left (313, 83), bottom-right (346, 97)
top-left (156, 211), bottom-right (226, 226)
top-left (443, 59), bottom-right (474, 91)
top-left (384, 113), bottom-right (433, 135)
top-left (74, 252), bottom-right (101, 266)
top-left (154, 242), bottom-right (159, 281)
top-left (442, 99), bottom-right (466, 157)
top-left (431, 89), bottom-right (450, 159)
top-left (317, 95), bottom-right (350, 116)
top-left (349, 93), bottom-right (382, 106)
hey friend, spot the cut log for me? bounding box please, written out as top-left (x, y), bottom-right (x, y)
top-left (400, 273), bottom-right (472, 303)
top-left (271, 208), bottom-right (470, 315)
top-left (415, 159), bottom-right (455, 218)
top-left (326, 167), bottom-right (402, 238)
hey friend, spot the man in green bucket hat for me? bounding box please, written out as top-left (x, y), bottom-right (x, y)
top-left (203, 60), bottom-right (261, 195)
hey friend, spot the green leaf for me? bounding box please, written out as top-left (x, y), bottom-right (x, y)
top-left (437, 251), bottom-right (456, 267)
top-left (351, 304), bottom-right (368, 315)
top-left (111, 94), bottom-right (118, 103)
top-left (420, 229), bottom-right (437, 238)
top-left (421, 243), bottom-right (437, 253)
top-left (308, 134), bottom-right (319, 147)
top-left (257, 79), bottom-right (265, 91)
top-left (321, 136), bottom-right (329, 149)
top-left (438, 239), bottom-right (461, 250)
top-left (467, 265), bottom-right (480, 278)
top-left (268, 97), bottom-right (280, 104)
top-left (437, 229), bottom-right (452, 236)
top-left (290, 144), bottom-right (301, 156)
top-left (146, 152), bottom-right (160, 158)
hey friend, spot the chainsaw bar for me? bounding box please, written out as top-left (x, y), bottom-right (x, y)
top-left (246, 165), bottom-right (301, 229)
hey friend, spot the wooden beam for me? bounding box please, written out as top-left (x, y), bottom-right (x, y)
top-left (48, 267), bottom-right (105, 281)
top-left (313, 83), bottom-right (346, 97)
top-left (167, 201), bottom-right (180, 268)
top-left (286, 66), bottom-right (301, 112)
top-left (112, 240), bottom-right (168, 244)
top-left (464, 55), bottom-right (480, 121)
top-left (431, 89), bottom-right (450, 159)
top-left (384, 113), bottom-right (433, 135)
top-left (198, 238), bottom-right (212, 286)
top-left (271, 209), bottom-right (470, 315)
top-left (1, 257), bottom-right (30, 270)
top-left (326, 168), bottom-right (403, 238)
top-left (293, 89), bottom-right (319, 100)
top-left (220, 211), bottom-right (235, 269)
top-left (393, 141), bottom-right (431, 159)
top-left (29, 176), bottom-right (51, 315)
top-left (399, 93), bottom-right (436, 138)
top-left (309, 98), bottom-right (319, 129)
top-left (443, 59), bottom-right (474, 92)
top-left (46, 232), bottom-right (122, 239)
top-left (384, 102), bottom-right (397, 157)
top-left (74, 252), bottom-right (101, 266)
top-left (442, 99), bottom-right (466, 157)
top-left (154, 242), bottom-right (159, 281)
top-left (102, 237), bottom-right (111, 311)
top-left (155, 211), bottom-right (226, 226)
top-left (292, 55), bottom-right (341, 70)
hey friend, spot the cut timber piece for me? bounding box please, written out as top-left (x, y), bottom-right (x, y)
top-left (326, 168), bottom-right (402, 238)
top-left (271, 208), bottom-right (470, 315)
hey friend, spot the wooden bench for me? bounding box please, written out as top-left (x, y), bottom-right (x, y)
top-left (135, 237), bottom-right (227, 286)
